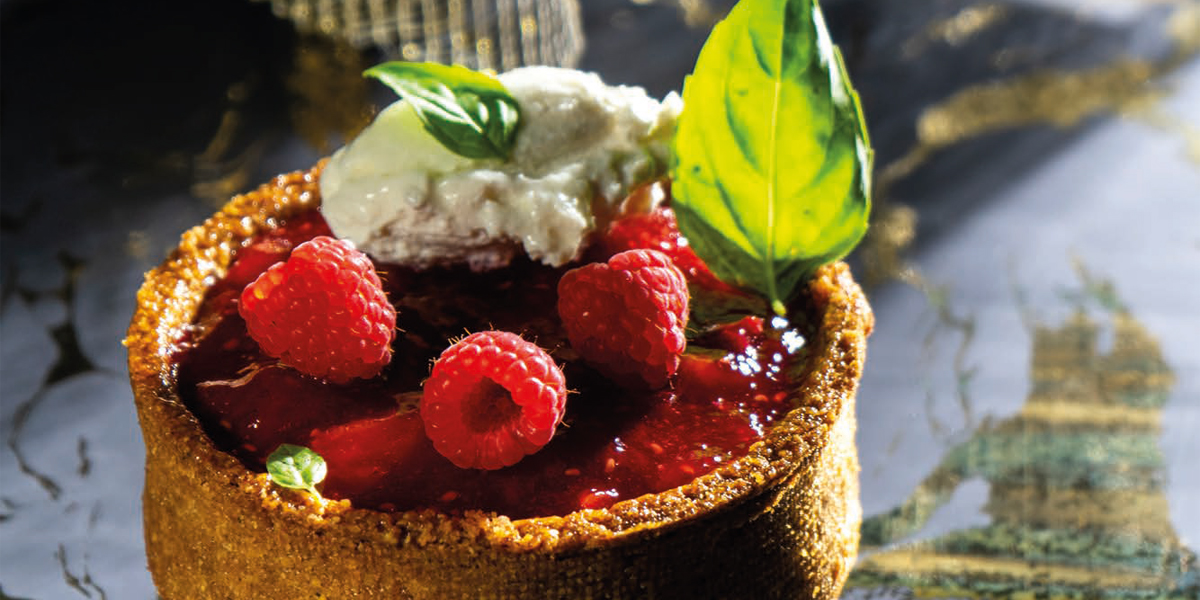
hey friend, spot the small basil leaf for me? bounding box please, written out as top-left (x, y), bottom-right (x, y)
top-left (266, 444), bottom-right (327, 499)
top-left (671, 0), bottom-right (872, 315)
top-left (364, 62), bottom-right (522, 160)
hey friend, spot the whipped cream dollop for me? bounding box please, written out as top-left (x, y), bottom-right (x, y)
top-left (319, 67), bottom-right (681, 270)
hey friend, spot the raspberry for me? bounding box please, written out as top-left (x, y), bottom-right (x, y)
top-left (239, 236), bottom-right (396, 384)
top-left (600, 205), bottom-right (734, 292)
top-left (421, 331), bottom-right (567, 470)
top-left (557, 249), bottom-right (689, 389)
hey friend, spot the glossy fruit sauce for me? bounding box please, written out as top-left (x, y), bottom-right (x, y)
top-left (175, 209), bottom-right (814, 519)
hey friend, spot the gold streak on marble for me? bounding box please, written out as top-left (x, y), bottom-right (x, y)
top-left (1118, 1), bottom-right (1200, 168)
top-left (1187, 125), bottom-right (1200, 164)
top-left (861, 551), bottom-right (1172, 590)
top-left (195, 111), bottom-right (243, 170)
top-left (858, 203), bottom-right (978, 433)
top-left (192, 88), bottom-right (261, 206)
top-left (1122, 100), bottom-right (1200, 166)
top-left (850, 268), bottom-right (1194, 595)
top-left (904, 4), bottom-right (1008, 59)
top-left (919, 60), bottom-right (1158, 145)
top-left (985, 486), bottom-right (1175, 540)
top-left (1016, 401), bottom-right (1161, 428)
top-left (1167, 1), bottom-right (1200, 54)
top-left (928, 4), bottom-right (1008, 45)
top-left (191, 143), bottom-right (262, 208)
top-left (861, 204), bottom-right (919, 287)
top-left (905, 281), bottom-right (979, 438)
top-left (1102, 309), bottom-right (1175, 369)
top-left (877, 2), bottom-right (1200, 200)
top-left (872, 146), bottom-right (932, 202)
top-left (1102, 368), bottom-right (1176, 391)
top-left (876, 60), bottom-right (1164, 198)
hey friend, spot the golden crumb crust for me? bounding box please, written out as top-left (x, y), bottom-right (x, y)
top-left (126, 164), bottom-right (873, 599)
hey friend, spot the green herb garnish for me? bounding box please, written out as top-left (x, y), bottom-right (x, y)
top-left (266, 444), bottom-right (327, 500)
top-left (364, 61), bottom-right (521, 160)
top-left (671, 0), bottom-right (872, 316)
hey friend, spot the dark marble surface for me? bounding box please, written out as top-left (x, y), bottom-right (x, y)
top-left (1, 0), bottom-right (1197, 597)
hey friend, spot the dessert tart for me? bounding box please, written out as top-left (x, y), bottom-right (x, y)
top-left (128, 172), bottom-right (869, 599)
top-left (126, 1), bottom-right (873, 597)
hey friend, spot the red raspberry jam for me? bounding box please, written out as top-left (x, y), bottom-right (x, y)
top-left (175, 210), bottom-right (814, 519)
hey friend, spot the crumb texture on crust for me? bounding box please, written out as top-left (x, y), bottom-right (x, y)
top-left (126, 165), bottom-right (871, 599)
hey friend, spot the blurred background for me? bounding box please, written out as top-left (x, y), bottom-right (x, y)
top-left (2, 0), bottom-right (1198, 597)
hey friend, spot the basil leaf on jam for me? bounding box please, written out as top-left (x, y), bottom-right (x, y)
top-left (670, 0), bottom-right (872, 316)
top-left (266, 444), bottom-right (327, 500)
top-left (364, 62), bottom-right (521, 160)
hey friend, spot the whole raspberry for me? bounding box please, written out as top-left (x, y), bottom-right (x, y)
top-left (421, 331), bottom-right (567, 470)
top-left (239, 236), bottom-right (396, 383)
top-left (600, 206), bottom-right (734, 292)
top-left (557, 249), bottom-right (689, 389)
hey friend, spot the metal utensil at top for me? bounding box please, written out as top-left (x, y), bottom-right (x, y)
top-left (256, 0), bottom-right (584, 70)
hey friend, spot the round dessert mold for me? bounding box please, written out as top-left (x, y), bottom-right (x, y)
top-left (126, 164), bottom-right (873, 599)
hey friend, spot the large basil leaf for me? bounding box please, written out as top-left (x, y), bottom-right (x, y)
top-left (364, 62), bottom-right (521, 160)
top-left (670, 0), bottom-right (872, 315)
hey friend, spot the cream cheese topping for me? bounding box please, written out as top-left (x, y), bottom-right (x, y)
top-left (319, 66), bottom-right (681, 270)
